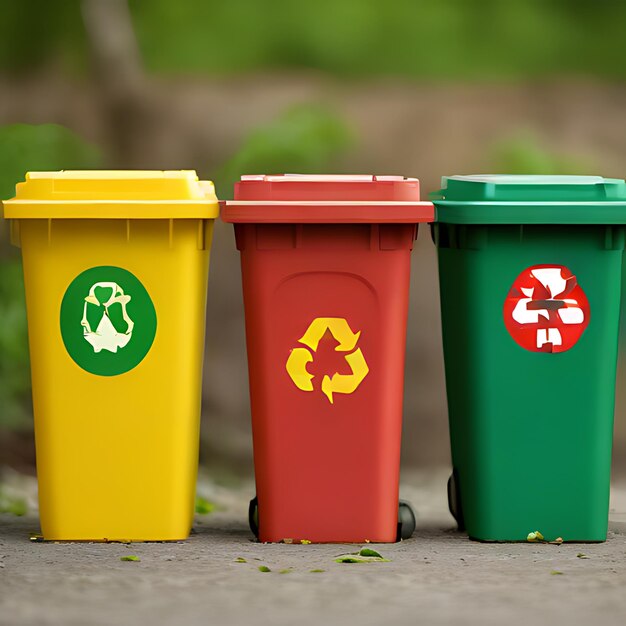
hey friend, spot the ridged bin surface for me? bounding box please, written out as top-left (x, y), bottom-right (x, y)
top-left (3, 171), bottom-right (217, 541)
top-left (432, 175), bottom-right (626, 542)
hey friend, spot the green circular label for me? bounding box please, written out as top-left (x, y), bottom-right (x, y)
top-left (60, 266), bottom-right (157, 376)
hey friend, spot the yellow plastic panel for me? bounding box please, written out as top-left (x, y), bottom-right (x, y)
top-left (2, 170), bottom-right (218, 541)
top-left (20, 217), bottom-right (212, 541)
top-left (3, 171), bottom-right (219, 219)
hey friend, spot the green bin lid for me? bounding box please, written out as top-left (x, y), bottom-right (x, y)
top-left (430, 175), bottom-right (626, 224)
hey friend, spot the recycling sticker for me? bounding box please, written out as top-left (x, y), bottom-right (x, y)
top-left (60, 266), bottom-right (157, 376)
top-left (503, 264), bottom-right (590, 353)
top-left (286, 317), bottom-right (369, 404)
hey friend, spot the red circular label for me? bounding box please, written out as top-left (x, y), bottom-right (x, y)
top-left (503, 265), bottom-right (590, 353)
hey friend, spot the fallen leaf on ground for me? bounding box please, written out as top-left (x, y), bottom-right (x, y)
top-left (335, 548), bottom-right (390, 563)
top-left (300, 539), bottom-right (312, 545)
top-left (279, 569), bottom-right (292, 574)
top-left (359, 548), bottom-right (384, 558)
top-left (234, 557), bottom-right (247, 563)
top-left (527, 531), bottom-right (545, 542)
top-left (258, 565), bottom-right (271, 572)
top-left (577, 553), bottom-right (589, 559)
top-left (310, 569), bottom-right (325, 573)
top-left (550, 570), bottom-right (563, 575)
top-left (120, 555), bottom-right (140, 562)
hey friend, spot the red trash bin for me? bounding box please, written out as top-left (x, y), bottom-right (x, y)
top-left (222, 175), bottom-right (434, 543)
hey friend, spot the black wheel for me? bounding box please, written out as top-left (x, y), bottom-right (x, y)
top-left (248, 496), bottom-right (259, 538)
top-left (396, 500), bottom-right (416, 541)
top-left (447, 471), bottom-right (465, 531)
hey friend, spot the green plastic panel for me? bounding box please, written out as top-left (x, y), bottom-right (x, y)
top-left (431, 175), bottom-right (626, 224)
top-left (435, 223), bottom-right (623, 541)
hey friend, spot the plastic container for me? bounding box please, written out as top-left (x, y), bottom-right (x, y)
top-left (431, 175), bottom-right (626, 542)
top-left (222, 174), bottom-right (434, 543)
top-left (2, 171), bottom-right (218, 541)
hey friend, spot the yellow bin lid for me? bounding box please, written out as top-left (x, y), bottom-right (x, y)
top-left (2, 170), bottom-right (219, 219)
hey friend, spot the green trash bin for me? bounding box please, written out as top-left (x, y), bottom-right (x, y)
top-left (431, 175), bottom-right (626, 542)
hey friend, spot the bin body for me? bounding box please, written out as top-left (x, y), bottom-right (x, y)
top-left (432, 175), bottom-right (626, 542)
top-left (2, 171), bottom-right (218, 541)
top-left (223, 175), bottom-right (434, 543)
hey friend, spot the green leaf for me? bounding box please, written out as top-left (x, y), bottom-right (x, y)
top-left (550, 570), bottom-right (564, 575)
top-left (335, 556), bottom-right (361, 563)
top-left (120, 555), bottom-right (140, 562)
top-left (234, 557), bottom-right (247, 563)
top-left (279, 569), bottom-right (292, 574)
top-left (258, 565), bottom-right (271, 573)
top-left (195, 496), bottom-right (216, 515)
top-left (577, 553), bottom-right (589, 559)
top-left (335, 551), bottom-right (390, 564)
top-left (359, 548), bottom-right (383, 558)
top-left (309, 569), bottom-right (325, 573)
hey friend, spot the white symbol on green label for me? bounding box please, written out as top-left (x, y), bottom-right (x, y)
top-left (61, 266), bottom-right (157, 376)
top-left (81, 282), bottom-right (135, 353)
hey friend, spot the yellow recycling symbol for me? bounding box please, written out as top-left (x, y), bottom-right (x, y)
top-left (286, 317), bottom-right (369, 404)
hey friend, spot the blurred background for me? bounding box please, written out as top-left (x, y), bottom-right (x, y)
top-left (1, 0), bottom-right (626, 502)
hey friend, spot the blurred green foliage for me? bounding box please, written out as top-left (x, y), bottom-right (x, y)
top-left (0, 1), bottom-right (87, 74)
top-left (490, 133), bottom-right (590, 175)
top-left (213, 104), bottom-right (354, 197)
top-left (0, 261), bottom-right (30, 431)
top-left (0, 0), bottom-right (624, 78)
top-left (0, 124), bottom-right (101, 432)
top-left (131, 0), bottom-right (626, 78)
top-left (0, 487), bottom-right (27, 516)
top-left (195, 495), bottom-right (216, 515)
top-left (0, 124), bottom-right (101, 199)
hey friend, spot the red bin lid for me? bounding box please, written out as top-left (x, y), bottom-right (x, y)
top-left (220, 174), bottom-right (434, 223)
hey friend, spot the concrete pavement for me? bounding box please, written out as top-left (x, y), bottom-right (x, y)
top-left (1, 469), bottom-right (625, 626)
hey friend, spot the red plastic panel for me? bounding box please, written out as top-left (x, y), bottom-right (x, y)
top-left (236, 222), bottom-right (416, 542)
top-left (221, 174), bottom-right (434, 223)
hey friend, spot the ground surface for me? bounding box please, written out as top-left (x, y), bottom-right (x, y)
top-left (1, 469), bottom-right (625, 626)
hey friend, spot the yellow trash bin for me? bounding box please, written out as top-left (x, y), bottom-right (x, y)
top-left (2, 171), bottom-right (218, 541)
